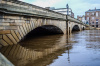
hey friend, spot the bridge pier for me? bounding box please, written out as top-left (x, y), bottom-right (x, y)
top-left (66, 21), bottom-right (71, 35)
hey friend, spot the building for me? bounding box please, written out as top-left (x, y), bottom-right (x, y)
top-left (85, 8), bottom-right (100, 28)
top-left (49, 4), bottom-right (74, 18)
top-left (77, 16), bottom-right (82, 21)
top-left (77, 15), bottom-right (86, 24)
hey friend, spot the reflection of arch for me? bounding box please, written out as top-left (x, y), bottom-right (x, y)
top-left (24, 25), bottom-right (64, 39)
top-left (83, 27), bottom-right (85, 30)
top-left (0, 35), bottom-right (67, 66)
top-left (72, 25), bottom-right (80, 32)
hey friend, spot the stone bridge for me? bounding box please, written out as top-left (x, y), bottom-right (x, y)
top-left (0, 0), bottom-right (86, 47)
top-left (67, 16), bottom-right (85, 34)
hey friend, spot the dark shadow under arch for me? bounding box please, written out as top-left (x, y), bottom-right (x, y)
top-left (23, 25), bottom-right (64, 39)
top-left (72, 25), bottom-right (80, 32)
top-left (83, 27), bottom-right (85, 30)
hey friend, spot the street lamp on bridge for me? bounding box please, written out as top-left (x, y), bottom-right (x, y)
top-left (66, 4), bottom-right (69, 15)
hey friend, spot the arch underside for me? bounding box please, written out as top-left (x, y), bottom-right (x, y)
top-left (72, 25), bottom-right (80, 32)
top-left (23, 25), bottom-right (64, 39)
top-left (83, 27), bottom-right (85, 30)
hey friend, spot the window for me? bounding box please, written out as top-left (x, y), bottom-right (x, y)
top-left (96, 22), bottom-right (98, 25)
top-left (87, 17), bottom-right (89, 20)
top-left (96, 19), bottom-right (99, 22)
top-left (96, 25), bottom-right (98, 27)
top-left (92, 25), bottom-right (94, 27)
top-left (92, 22), bottom-right (94, 24)
top-left (92, 17), bottom-right (94, 20)
top-left (86, 21), bottom-right (89, 24)
top-left (87, 13), bottom-right (89, 15)
top-left (92, 13), bottom-right (94, 15)
top-left (96, 12), bottom-right (98, 17)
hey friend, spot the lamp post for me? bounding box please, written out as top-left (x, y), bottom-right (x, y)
top-left (66, 4), bottom-right (69, 15)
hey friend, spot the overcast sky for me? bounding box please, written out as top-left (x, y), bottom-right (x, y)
top-left (19, 0), bottom-right (100, 18)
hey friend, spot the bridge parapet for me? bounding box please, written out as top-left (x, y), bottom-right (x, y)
top-left (0, 0), bottom-right (66, 20)
top-left (67, 16), bottom-right (83, 24)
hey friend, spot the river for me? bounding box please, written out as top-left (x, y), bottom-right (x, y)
top-left (0, 30), bottom-right (100, 66)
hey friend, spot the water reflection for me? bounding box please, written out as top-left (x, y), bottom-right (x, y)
top-left (0, 34), bottom-right (73, 66)
top-left (49, 30), bottom-right (100, 66)
top-left (1, 30), bottom-right (100, 66)
top-left (85, 30), bottom-right (100, 50)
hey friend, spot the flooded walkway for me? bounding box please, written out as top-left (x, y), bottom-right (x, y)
top-left (0, 30), bottom-right (100, 66)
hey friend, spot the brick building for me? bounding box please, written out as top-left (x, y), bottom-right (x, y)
top-left (85, 8), bottom-right (100, 28)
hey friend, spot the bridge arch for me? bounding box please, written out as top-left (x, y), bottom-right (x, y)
top-left (71, 25), bottom-right (80, 32)
top-left (0, 18), bottom-right (66, 46)
top-left (82, 27), bottom-right (85, 30)
top-left (24, 25), bottom-right (64, 39)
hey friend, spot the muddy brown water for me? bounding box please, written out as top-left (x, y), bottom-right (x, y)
top-left (0, 30), bottom-right (100, 66)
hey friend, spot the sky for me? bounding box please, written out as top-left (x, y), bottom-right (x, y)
top-left (19, 0), bottom-right (100, 18)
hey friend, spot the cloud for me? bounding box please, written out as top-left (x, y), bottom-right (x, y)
top-left (32, 0), bottom-right (62, 8)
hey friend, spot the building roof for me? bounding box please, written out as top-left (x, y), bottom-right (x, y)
top-left (86, 9), bottom-right (100, 12)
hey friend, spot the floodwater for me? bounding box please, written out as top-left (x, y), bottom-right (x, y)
top-left (0, 30), bottom-right (100, 66)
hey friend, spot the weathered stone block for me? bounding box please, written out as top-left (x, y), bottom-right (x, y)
top-left (0, 39), bottom-right (8, 46)
top-left (17, 26), bottom-right (24, 38)
top-left (0, 23), bottom-right (10, 26)
top-left (0, 30), bottom-right (10, 34)
top-left (14, 30), bottom-right (21, 40)
top-left (6, 34), bottom-right (17, 44)
top-left (0, 35), bottom-right (2, 39)
top-left (4, 26), bottom-right (18, 30)
top-left (11, 30), bottom-right (19, 42)
top-left (3, 35), bottom-right (13, 45)
top-left (10, 23), bottom-right (23, 26)
top-left (0, 27), bottom-right (4, 30)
